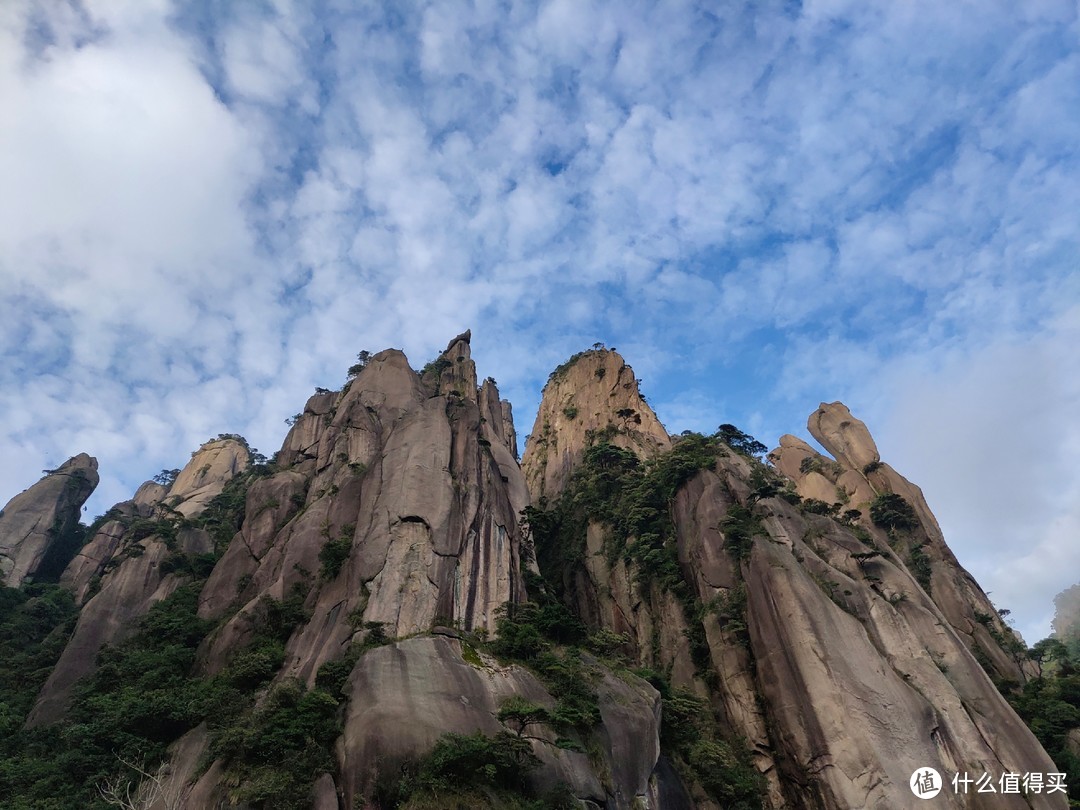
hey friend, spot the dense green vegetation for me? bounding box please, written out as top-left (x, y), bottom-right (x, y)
top-left (869, 492), bottom-right (918, 532)
top-left (522, 427), bottom-right (766, 807)
top-left (373, 729), bottom-right (578, 809)
top-left (527, 431), bottom-right (726, 598)
top-left (0, 584), bottom-right (211, 809)
top-left (488, 602), bottom-right (599, 733)
top-left (0, 578), bottom-right (338, 809)
top-left (0, 452), bottom-right (353, 809)
top-left (1005, 638), bottom-right (1080, 804)
top-left (643, 673), bottom-right (765, 809)
top-left (0, 584), bottom-right (78, 738)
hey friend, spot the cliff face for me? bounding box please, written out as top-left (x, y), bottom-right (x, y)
top-left (0, 453), bottom-right (98, 587)
top-left (522, 348), bottom-right (670, 502)
top-left (769, 402), bottom-right (1031, 690)
top-left (4, 339), bottom-right (1066, 809)
top-left (27, 438), bottom-right (250, 727)
top-left (198, 333), bottom-right (525, 648)
top-left (521, 351), bottom-right (1061, 809)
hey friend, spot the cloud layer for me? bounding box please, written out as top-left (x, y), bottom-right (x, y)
top-left (2, 0), bottom-right (1077, 642)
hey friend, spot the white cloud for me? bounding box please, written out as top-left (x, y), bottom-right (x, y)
top-left (877, 305), bottom-right (1080, 644)
top-left (0, 0), bottom-right (1077, 644)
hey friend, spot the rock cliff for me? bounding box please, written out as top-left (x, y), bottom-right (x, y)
top-left (0, 453), bottom-right (98, 587)
top-left (521, 354), bottom-right (1063, 809)
top-left (1, 339), bottom-right (1068, 809)
top-left (769, 402), bottom-right (1031, 691)
top-left (27, 438), bottom-right (249, 727)
top-left (522, 347), bottom-right (670, 502)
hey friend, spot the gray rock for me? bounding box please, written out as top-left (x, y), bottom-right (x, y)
top-left (0, 453), bottom-right (98, 587)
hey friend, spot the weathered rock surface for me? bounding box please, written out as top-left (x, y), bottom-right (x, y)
top-left (12, 340), bottom-right (1067, 809)
top-left (742, 500), bottom-right (1055, 808)
top-left (770, 403), bottom-right (1031, 690)
top-left (0, 453), bottom-right (98, 587)
top-left (522, 348), bottom-right (670, 502)
top-left (175, 337), bottom-right (671, 805)
top-left (808, 401), bottom-right (881, 472)
top-left (166, 438), bottom-right (251, 516)
top-left (338, 635), bottom-right (660, 809)
top-left (27, 439), bottom-right (249, 727)
top-left (524, 370), bottom-right (1064, 808)
top-left (197, 334), bottom-right (527, 699)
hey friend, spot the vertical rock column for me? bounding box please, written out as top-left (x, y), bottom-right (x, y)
top-left (0, 454), bottom-right (98, 587)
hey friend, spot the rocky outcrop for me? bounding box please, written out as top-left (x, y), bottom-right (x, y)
top-left (173, 337), bottom-right (674, 804)
top-left (335, 635), bottom-right (660, 809)
top-left (770, 403), bottom-right (1031, 690)
top-left (197, 335), bottom-right (527, 692)
top-left (27, 439), bottom-right (249, 727)
top-left (740, 497), bottom-right (1055, 808)
top-left (523, 371), bottom-right (1064, 808)
top-left (522, 348), bottom-right (669, 502)
top-left (807, 401), bottom-right (880, 472)
top-left (0, 454), bottom-right (98, 587)
top-left (10, 339), bottom-right (1067, 809)
top-left (165, 438), bottom-right (251, 516)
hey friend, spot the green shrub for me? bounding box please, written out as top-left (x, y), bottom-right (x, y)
top-left (497, 695), bottom-right (552, 736)
top-left (721, 505), bottom-right (761, 563)
top-left (488, 603), bottom-right (598, 732)
top-left (801, 498), bottom-right (837, 516)
top-left (319, 536), bottom-right (352, 579)
top-left (869, 493), bottom-right (918, 531)
top-left (650, 677), bottom-right (764, 808)
top-left (716, 424), bottom-right (767, 459)
top-left (423, 730), bottom-right (536, 785)
top-left (907, 543), bottom-right (933, 593)
top-left (212, 679), bottom-right (340, 810)
top-left (688, 738), bottom-right (765, 809)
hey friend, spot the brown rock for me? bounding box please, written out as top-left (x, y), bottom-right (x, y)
top-left (165, 438), bottom-right (251, 516)
top-left (521, 348), bottom-right (670, 502)
top-left (60, 517), bottom-right (127, 605)
top-left (27, 530), bottom-right (210, 726)
top-left (29, 440), bottom-right (247, 726)
top-left (337, 635), bottom-right (659, 809)
top-left (198, 334), bottom-right (528, 692)
top-left (808, 402), bottom-right (880, 472)
top-left (773, 403), bottom-right (1033, 689)
top-left (0, 453), bottom-right (98, 587)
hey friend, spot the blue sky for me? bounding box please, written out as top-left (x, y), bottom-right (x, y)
top-left (1, 0), bottom-right (1078, 645)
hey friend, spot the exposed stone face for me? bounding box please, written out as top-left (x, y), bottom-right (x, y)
top-left (28, 526), bottom-right (215, 727)
top-left (742, 500), bottom-right (1057, 809)
top-left (15, 343), bottom-right (1067, 809)
top-left (526, 373), bottom-right (1063, 807)
top-left (165, 438), bottom-right (251, 517)
top-left (60, 515), bottom-right (127, 605)
top-left (807, 401), bottom-right (880, 472)
top-left (521, 348), bottom-right (670, 502)
top-left (0, 453), bottom-right (98, 587)
top-left (197, 335), bottom-right (528, 693)
top-left (337, 635), bottom-right (661, 810)
top-left (770, 404), bottom-right (1030, 690)
top-left (27, 439), bottom-right (248, 727)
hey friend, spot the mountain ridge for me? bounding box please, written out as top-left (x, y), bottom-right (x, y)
top-left (0, 336), bottom-right (1067, 809)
